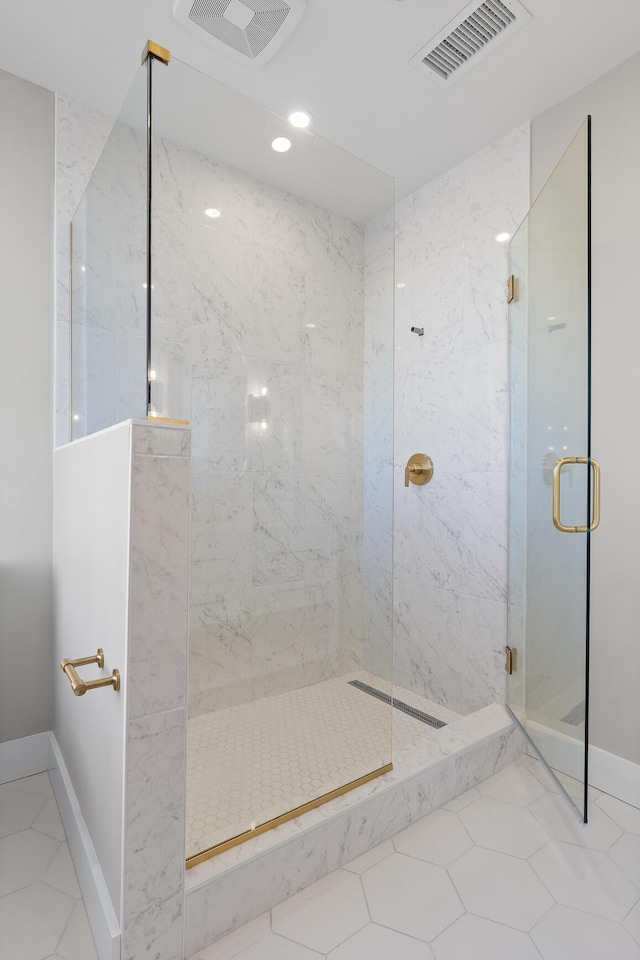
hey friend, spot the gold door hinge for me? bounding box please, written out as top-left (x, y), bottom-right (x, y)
top-left (505, 646), bottom-right (515, 675)
top-left (507, 275), bottom-right (517, 303)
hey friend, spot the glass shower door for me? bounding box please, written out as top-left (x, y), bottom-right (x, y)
top-left (507, 118), bottom-right (594, 820)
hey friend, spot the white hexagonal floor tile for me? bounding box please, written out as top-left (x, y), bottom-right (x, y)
top-left (0, 881), bottom-right (75, 960)
top-left (393, 809), bottom-right (473, 866)
top-left (217, 933), bottom-right (323, 960)
top-left (530, 840), bottom-right (639, 921)
top-left (477, 763), bottom-right (546, 806)
top-left (343, 840), bottom-right (394, 875)
top-left (442, 787), bottom-right (480, 813)
top-left (529, 793), bottom-right (622, 851)
top-left (595, 794), bottom-right (640, 835)
top-left (432, 913), bottom-right (543, 960)
top-left (0, 781), bottom-right (47, 838)
top-left (531, 905), bottom-right (640, 960)
top-left (328, 922), bottom-right (434, 959)
top-left (609, 833), bottom-right (640, 886)
top-left (56, 899), bottom-right (98, 960)
top-left (362, 852), bottom-right (463, 942)
top-left (449, 847), bottom-right (554, 931)
top-left (459, 797), bottom-right (548, 859)
top-left (0, 828), bottom-right (60, 896)
top-left (623, 900), bottom-right (640, 945)
top-left (272, 870), bottom-right (368, 953)
top-left (44, 842), bottom-right (82, 899)
top-left (32, 798), bottom-right (66, 842)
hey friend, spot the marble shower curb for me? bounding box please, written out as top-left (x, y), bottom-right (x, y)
top-left (185, 705), bottom-right (524, 956)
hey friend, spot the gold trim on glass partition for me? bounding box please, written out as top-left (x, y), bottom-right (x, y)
top-left (146, 416), bottom-right (190, 425)
top-left (186, 762), bottom-right (394, 869)
top-left (141, 40), bottom-right (171, 65)
top-left (552, 457), bottom-right (601, 533)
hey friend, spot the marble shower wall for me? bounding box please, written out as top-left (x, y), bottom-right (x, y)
top-left (149, 141), bottom-right (370, 714)
top-left (56, 95), bottom-right (381, 714)
top-left (368, 125), bottom-right (530, 716)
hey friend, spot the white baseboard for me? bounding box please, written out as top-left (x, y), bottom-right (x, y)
top-left (0, 732), bottom-right (50, 784)
top-left (48, 734), bottom-right (120, 960)
top-left (527, 721), bottom-right (640, 809)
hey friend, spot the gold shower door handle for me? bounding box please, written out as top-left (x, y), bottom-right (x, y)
top-left (552, 457), bottom-right (601, 532)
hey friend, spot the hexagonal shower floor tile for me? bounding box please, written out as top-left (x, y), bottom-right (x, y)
top-left (186, 671), bottom-right (457, 861)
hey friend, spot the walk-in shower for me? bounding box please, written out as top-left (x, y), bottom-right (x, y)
top-left (70, 43), bottom-right (397, 866)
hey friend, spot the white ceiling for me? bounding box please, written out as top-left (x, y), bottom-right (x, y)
top-left (1, 0), bottom-right (640, 202)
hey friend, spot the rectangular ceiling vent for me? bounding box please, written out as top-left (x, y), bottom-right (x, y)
top-left (410, 0), bottom-right (531, 86)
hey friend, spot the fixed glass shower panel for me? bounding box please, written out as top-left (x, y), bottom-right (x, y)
top-left (507, 119), bottom-right (592, 820)
top-left (70, 65), bottom-right (148, 440)
top-left (149, 56), bottom-right (395, 864)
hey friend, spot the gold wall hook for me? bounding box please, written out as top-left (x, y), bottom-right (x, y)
top-left (60, 648), bottom-right (120, 696)
top-left (405, 453), bottom-right (434, 487)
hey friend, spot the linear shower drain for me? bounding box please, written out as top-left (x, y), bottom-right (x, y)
top-left (348, 680), bottom-right (446, 729)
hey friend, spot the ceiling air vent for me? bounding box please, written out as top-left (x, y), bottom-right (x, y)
top-left (410, 0), bottom-right (531, 86)
top-left (174, 0), bottom-right (307, 67)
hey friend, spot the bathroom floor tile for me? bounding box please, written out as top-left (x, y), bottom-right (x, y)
top-left (329, 922), bottom-right (434, 959)
top-left (343, 840), bottom-right (394, 875)
top-left (362, 852), bottom-right (463, 942)
top-left (459, 796), bottom-right (548, 858)
top-left (448, 847), bottom-right (554, 930)
top-left (596, 793), bottom-right (640, 834)
top-left (531, 905), bottom-right (640, 960)
top-left (0, 828), bottom-right (60, 896)
top-left (530, 839), bottom-right (639, 921)
top-left (609, 833), bottom-right (640, 886)
top-left (0, 773), bottom-right (98, 960)
top-left (0, 780), bottom-right (48, 838)
top-left (0, 882), bottom-right (75, 960)
top-left (272, 869), bottom-right (369, 953)
top-left (432, 913), bottom-right (543, 960)
top-left (193, 757), bottom-right (640, 960)
top-left (529, 792), bottom-right (622, 851)
top-left (477, 762), bottom-right (546, 806)
top-left (393, 808), bottom-right (473, 865)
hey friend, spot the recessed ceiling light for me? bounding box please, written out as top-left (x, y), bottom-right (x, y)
top-left (306, 323), bottom-right (316, 329)
top-left (205, 207), bottom-right (221, 218)
top-left (396, 282), bottom-right (406, 289)
top-left (288, 110), bottom-right (311, 129)
top-left (272, 137), bottom-right (291, 153)
top-left (496, 232), bottom-right (510, 243)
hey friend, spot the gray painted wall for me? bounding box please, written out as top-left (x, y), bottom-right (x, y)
top-left (0, 69), bottom-right (54, 742)
top-left (531, 53), bottom-right (640, 766)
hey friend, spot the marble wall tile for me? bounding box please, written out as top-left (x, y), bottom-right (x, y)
top-left (364, 123), bottom-right (529, 716)
top-left (122, 423), bottom-right (190, 960)
top-left (304, 367), bottom-right (354, 475)
top-left (123, 708), bottom-right (186, 960)
top-left (128, 436), bottom-right (190, 720)
top-left (394, 579), bottom-right (506, 714)
top-left (133, 422), bottom-right (192, 458)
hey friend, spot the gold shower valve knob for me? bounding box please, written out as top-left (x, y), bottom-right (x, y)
top-left (404, 453), bottom-right (434, 487)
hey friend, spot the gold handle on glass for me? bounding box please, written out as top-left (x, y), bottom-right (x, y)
top-left (404, 453), bottom-right (434, 487)
top-left (552, 457), bottom-right (601, 533)
top-left (60, 648), bottom-right (121, 696)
